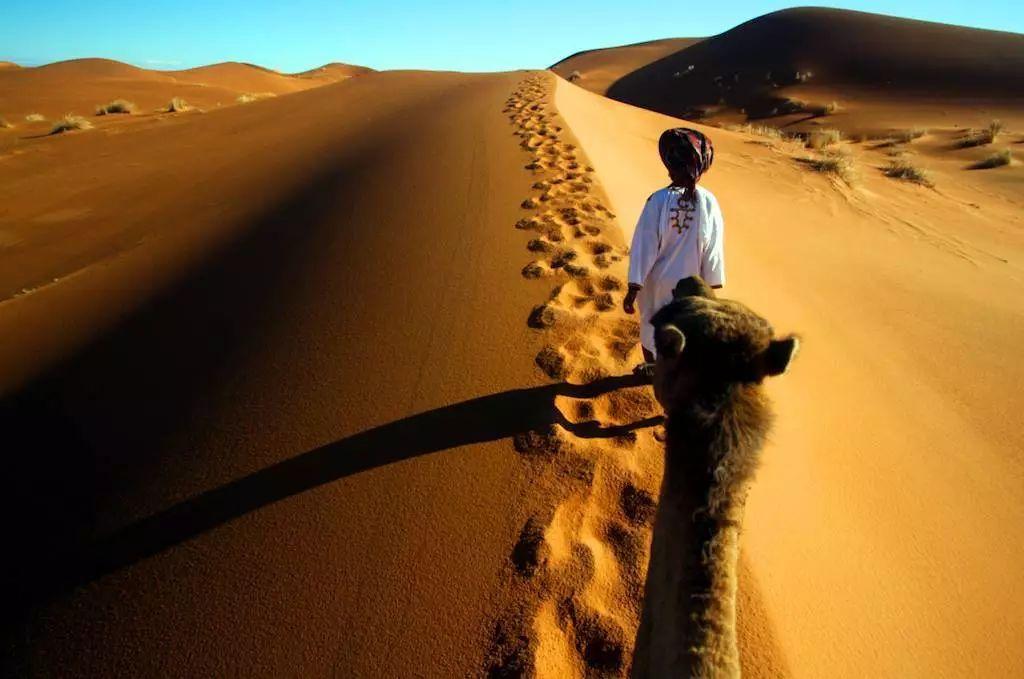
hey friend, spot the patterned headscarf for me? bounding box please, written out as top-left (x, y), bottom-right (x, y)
top-left (658, 128), bottom-right (714, 187)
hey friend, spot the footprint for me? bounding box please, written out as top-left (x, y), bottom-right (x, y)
top-left (535, 345), bottom-right (567, 380)
top-left (513, 424), bottom-right (565, 458)
top-left (620, 484), bottom-right (657, 526)
top-left (527, 303), bottom-right (557, 328)
top-left (512, 516), bottom-right (549, 577)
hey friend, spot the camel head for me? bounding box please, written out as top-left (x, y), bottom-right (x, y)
top-left (649, 276), bottom-right (798, 416)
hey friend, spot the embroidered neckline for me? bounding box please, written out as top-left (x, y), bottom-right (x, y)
top-left (668, 187), bottom-right (696, 235)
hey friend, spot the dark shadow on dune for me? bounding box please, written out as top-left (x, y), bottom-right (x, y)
top-left (28, 375), bottom-right (660, 604)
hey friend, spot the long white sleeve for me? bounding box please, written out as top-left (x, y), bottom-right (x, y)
top-left (700, 193), bottom-right (725, 287)
top-left (628, 193), bottom-right (663, 287)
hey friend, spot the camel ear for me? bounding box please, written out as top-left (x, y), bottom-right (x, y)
top-left (655, 324), bottom-right (686, 358)
top-left (672, 275), bottom-right (716, 300)
top-left (758, 336), bottom-right (799, 378)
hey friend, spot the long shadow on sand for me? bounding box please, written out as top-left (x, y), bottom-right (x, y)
top-left (29, 374), bottom-right (661, 602)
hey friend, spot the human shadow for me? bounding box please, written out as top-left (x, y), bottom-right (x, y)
top-left (30, 373), bottom-right (662, 603)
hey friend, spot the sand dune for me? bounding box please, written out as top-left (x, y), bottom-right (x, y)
top-left (560, 8), bottom-right (1024, 134)
top-left (550, 37), bottom-right (701, 96)
top-left (2, 29), bottom-right (1023, 676)
top-left (0, 57), bottom-right (371, 127)
top-left (556, 76), bottom-right (1024, 677)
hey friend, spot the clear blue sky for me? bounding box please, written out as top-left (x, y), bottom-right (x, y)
top-left (2, 1), bottom-right (1020, 72)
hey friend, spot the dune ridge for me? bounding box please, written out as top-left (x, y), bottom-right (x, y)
top-left (484, 73), bottom-right (665, 678)
top-left (0, 57), bottom-right (372, 126)
top-left (556, 7), bottom-right (1024, 134)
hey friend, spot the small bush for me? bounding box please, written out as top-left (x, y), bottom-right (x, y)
top-left (957, 121), bottom-right (1003, 148)
top-left (25, 113), bottom-right (45, 122)
top-left (970, 149), bottom-right (1011, 169)
top-left (95, 99), bottom-right (136, 115)
top-left (807, 129), bottom-right (842, 150)
top-left (892, 128), bottom-right (927, 143)
top-left (727, 123), bottom-right (782, 139)
top-left (808, 101), bottom-right (839, 117)
top-left (799, 149), bottom-right (855, 183)
top-left (236, 92), bottom-right (275, 104)
top-left (163, 97), bottom-right (191, 113)
top-left (988, 119), bottom-right (1004, 141)
top-left (567, 70), bottom-right (582, 83)
top-left (49, 114), bottom-right (92, 135)
top-left (0, 116), bottom-right (11, 129)
top-left (884, 158), bottom-right (933, 186)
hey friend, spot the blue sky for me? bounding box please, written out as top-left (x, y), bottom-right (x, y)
top-left (2, 1), bottom-right (1020, 72)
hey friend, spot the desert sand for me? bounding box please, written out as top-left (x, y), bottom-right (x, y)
top-left (560, 8), bottom-right (1024, 137)
top-left (0, 58), bottom-right (371, 132)
top-left (2, 9), bottom-right (1024, 676)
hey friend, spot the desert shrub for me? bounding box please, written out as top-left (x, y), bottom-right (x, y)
top-left (95, 99), bottom-right (136, 115)
top-left (49, 114), bottom-right (92, 135)
top-left (163, 97), bottom-right (191, 113)
top-left (0, 116), bottom-right (11, 129)
top-left (567, 70), bottom-right (582, 83)
top-left (957, 121), bottom-right (1004, 148)
top-left (799, 149), bottom-right (855, 183)
top-left (25, 113), bottom-right (45, 122)
top-left (884, 158), bottom-right (933, 186)
top-left (727, 123), bottom-right (782, 139)
top-left (236, 92), bottom-right (275, 104)
top-left (892, 128), bottom-right (927, 143)
top-left (807, 128), bottom-right (842, 150)
top-left (970, 149), bottom-right (1011, 169)
top-left (808, 101), bottom-right (839, 117)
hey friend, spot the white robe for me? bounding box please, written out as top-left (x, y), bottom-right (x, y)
top-left (627, 185), bottom-right (726, 354)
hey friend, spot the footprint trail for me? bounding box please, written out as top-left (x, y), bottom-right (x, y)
top-left (483, 73), bottom-right (665, 679)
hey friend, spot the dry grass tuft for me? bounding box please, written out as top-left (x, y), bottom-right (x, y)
top-left (49, 114), bottom-right (93, 135)
top-left (798, 148), bottom-right (856, 183)
top-left (892, 128), bottom-right (927, 143)
top-left (163, 97), bottom-right (192, 113)
top-left (95, 99), bottom-right (136, 115)
top-left (236, 92), bottom-right (275, 104)
top-left (807, 129), bottom-right (842, 150)
top-left (988, 119), bottom-right (1004, 141)
top-left (25, 113), bottom-right (45, 122)
top-left (808, 101), bottom-right (839, 117)
top-left (727, 123), bottom-right (783, 139)
top-left (884, 158), bottom-right (933, 186)
top-left (957, 121), bottom-right (1004, 148)
top-left (970, 149), bottom-right (1012, 169)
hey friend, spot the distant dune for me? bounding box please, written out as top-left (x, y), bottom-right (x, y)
top-left (0, 57), bottom-right (372, 122)
top-left (550, 37), bottom-right (702, 95)
top-left (556, 8), bottom-right (1024, 132)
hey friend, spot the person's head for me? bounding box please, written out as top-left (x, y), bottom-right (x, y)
top-left (658, 128), bottom-right (714, 192)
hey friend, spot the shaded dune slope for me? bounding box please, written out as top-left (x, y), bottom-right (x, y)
top-left (549, 37), bottom-right (701, 95)
top-left (1, 70), bottom-right (558, 677)
top-left (603, 8), bottom-right (1024, 120)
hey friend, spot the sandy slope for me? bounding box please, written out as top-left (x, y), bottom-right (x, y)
top-left (556, 77), bottom-right (1024, 677)
top-left (0, 58), bottom-right (371, 127)
top-left (550, 38), bottom-right (701, 96)
top-left (0, 70), bottom-right (566, 677)
top-left (560, 8), bottom-right (1024, 135)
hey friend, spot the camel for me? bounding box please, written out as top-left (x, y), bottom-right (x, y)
top-left (630, 276), bottom-right (799, 678)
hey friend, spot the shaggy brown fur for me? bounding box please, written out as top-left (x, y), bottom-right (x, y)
top-left (631, 276), bottom-right (798, 678)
